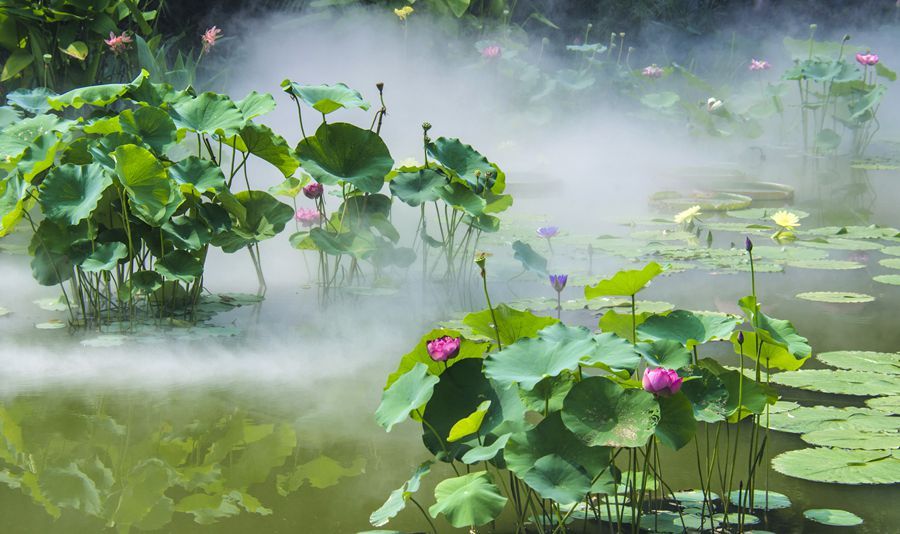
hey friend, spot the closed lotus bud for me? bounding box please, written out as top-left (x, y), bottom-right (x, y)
top-left (376, 82), bottom-right (384, 92)
top-left (738, 331), bottom-right (745, 345)
top-left (422, 122), bottom-right (432, 132)
top-left (745, 236), bottom-right (753, 252)
top-left (303, 182), bottom-right (323, 199)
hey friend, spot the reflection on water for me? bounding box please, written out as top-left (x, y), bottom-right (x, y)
top-left (1, 158), bottom-right (899, 533)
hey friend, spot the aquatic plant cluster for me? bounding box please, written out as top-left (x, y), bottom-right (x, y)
top-left (373, 251), bottom-right (824, 532)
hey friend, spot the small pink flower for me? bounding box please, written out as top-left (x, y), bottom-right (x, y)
top-left (426, 336), bottom-right (461, 362)
top-left (295, 208), bottom-right (321, 226)
top-left (303, 182), bottom-right (323, 199)
top-left (642, 368), bottom-right (683, 396)
top-left (856, 52), bottom-right (879, 66)
top-left (104, 31), bottom-right (133, 55)
top-left (642, 64), bottom-right (664, 78)
top-left (202, 26), bottom-right (223, 53)
top-left (481, 45), bottom-right (502, 59)
top-left (749, 58), bottom-right (771, 71)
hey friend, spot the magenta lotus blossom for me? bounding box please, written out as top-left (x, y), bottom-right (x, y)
top-left (856, 52), bottom-right (879, 66)
top-left (749, 58), bottom-right (771, 71)
top-left (536, 226), bottom-right (559, 239)
top-left (426, 336), bottom-right (461, 362)
top-left (642, 64), bottom-right (664, 78)
top-left (549, 274), bottom-right (568, 293)
top-left (642, 368), bottom-right (683, 396)
top-left (104, 32), bottom-right (132, 55)
top-left (295, 208), bottom-right (321, 226)
top-left (202, 26), bottom-right (223, 53)
top-left (303, 182), bottom-right (323, 199)
top-left (481, 45), bottom-right (502, 59)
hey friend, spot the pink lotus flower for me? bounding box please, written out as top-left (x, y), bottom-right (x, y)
top-left (642, 64), bottom-right (664, 78)
top-left (202, 26), bottom-right (223, 53)
top-left (642, 368), bottom-right (683, 396)
top-left (104, 32), bottom-right (132, 55)
top-left (426, 336), bottom-right (461, 362)
top-left (481, 45), bottom-right (502, 59)
top-left (295, 208), bottom-right (321, 226)
top-left (856, 52), bottom-right (879, 66)
top-left (303, 182), bottom-right (323, 199)
top-left (749, 58), bottom-right (771, 71)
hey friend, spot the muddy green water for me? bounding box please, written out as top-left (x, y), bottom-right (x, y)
top-left (0, 155), bottom-right (898, 533)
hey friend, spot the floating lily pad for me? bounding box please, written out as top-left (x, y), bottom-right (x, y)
top-left (35, 320), bottom-right (67, 330)
top-left (728, 490), bottom-right (791, 510)
top-left (807, 225), bottom-right (900, 239)
top-left (752, 246), bottom-right (827, 262)
top-left (795, 291), bottom-right (874, 303)
top-left (80, 335), bottom-right (128, 347)
top-left (882, 246), bottom-right (900, 257)
top-left (772, 369), bottom-right (900, 396)
top-left (0, 307), bottom-right (9, 317)
top-left (818, 351), bottom-right (900, 375)
top-left (798, 238), bottom-right (882, 251)
top-left (651, 191), bottom-right (752, 211)
top-left (672, 490), bottom-right (720, 504)
top-left (866, 396), bottom-right (900, 414)
top-left (803, 509), bottom-right (864, 526)
top-left (728, 208), bottom-right (810, 220)
top-left (880, 258), bottom-right (900, 270)
top-left (787, 259), bottom-right (865, 270)
top-left (801, 429), bottom-right (899, 450)
top-left (874, 274), bottom-right (900, 285)
top-left (34, 296), bottom-right (69, 311)
top-left (767, 405), bottom-right (897, 434)
top-left (773, 448), bottom-right (900, 484)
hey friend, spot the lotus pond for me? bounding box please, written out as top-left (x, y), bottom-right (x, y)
top-left (1, 3), bottom-right (900, 534)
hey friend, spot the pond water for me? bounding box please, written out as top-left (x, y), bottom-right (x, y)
top-left (0, 152), bottom-right (898, 533)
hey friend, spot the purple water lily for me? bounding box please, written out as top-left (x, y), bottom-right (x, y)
top-left (549, 274), bottom-right (568, 293)
top-left (536, 226), bottom-right (559, 239)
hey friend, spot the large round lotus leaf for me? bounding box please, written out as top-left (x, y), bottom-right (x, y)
top-left (281, 81), bottom-right (370, 115)
top-left (119, 106), bottom-right (177, 154)
top-left (504, 412), bottom-right (613, 494)
top-left (654, 392), bottom-right (696, 451)
top-left (0, 173), bottom-right (30, 237)
top-left (426, 138), bottom-right (498, 192)
top-left (308, 227), bottom-right (378, 259)
top-left (235, 91), bottom-right (276, 121)
top-left (773, 448), bottom-right (900, 484)
top-left (795, 291), bottom-right (874, 303)
top-left (39, 163), bottom-right (112, 225)
top-left (28, 219), bottom-right (93, 286)
top-left (438, 181), bottom-right (486, 216)
top-left (521, 454), bottom-right (592, 505)
top-left (801, 429), bottom-right (899, 450)
top-left (389, 168), bottom-right (447, 206)
top-left (636, 340), bottom-right (692, 369)
top-left (169, 156), bottom-right (226, 193)
top-left (787, 259), bottom-right (865, 270)
top-left (375, 363), bottom-right (439, 433)
top-left (421, 359), bottom-right (502, 462)
top-left (519, 373), bottom-right (574, 414)
top-left (213, 191), bottom-right (293, 252)
top-left (696, 359), bottom-right (776, 421)
top-left (803, 509), bottom-right (863, 526)
top-left (584, 262), bottom-right (663, 298)
top-left (581, 332), bottom-right (641, 371)
top-left (234, 122), bottom-right (299, 178)
top-left (637, 310), bottom-right (740, 349)
top-left (460, 433), bottom-right (511, 465)
top-left (561, 377), bottom-right (659, 448)
top-left (296, 122), bottom-right (393, 193)
top-left (867, 396), bottom-right (900, 414)
top-left (680, 367), bottom-right (728, 423)
top-left (171, 92), bottom-right (245, 135)
top-left (7, 87), bottom-right (58, 115)
top-left (767, 405), bottom-right (897, 434)
top-left (874, 274), bottom-right (900, 286)
top-left (161, 217), bottom-right (211, 251)
top-left (114, 144), bottom-right (184, 227)
top-left (818, 351), bottom-right (900, 375)
top-left (512, 240), bottom-right (548, 277)
top-left (462, 304), bottom-right (557, 348)
top-left (728, 490), bottom-right (791, 510)
top-left (47, 70), bottom-right (145, 110)
top-left (79, 242), bottom-right (127, 273)
top-left (154, 250), bottom-right (202, 283)
top-left (771, 369), bottom-right (900, 396)
top-left (428, 472), bottom-right (507, 528)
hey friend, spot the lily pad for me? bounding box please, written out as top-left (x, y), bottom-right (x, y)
top-left (798, 238), bottom-right (882, 251)
top-left (874, 274), bottom-right (900, 285)
top-left (880, 258), bottom-right (900, 270)
top-left (35, 320), bottom-right (67, 330)
top-left (818, 351), bottom-right (900, 375)
top-left (80, 335), bottom-right (127, 347)
top-left (728, 208), bottom-right (809, 220)
top-left (867, 396), bottom-right (900, 414)
top-left (771, 369), bottom-right (900, 396)
top-left (803, 509), bottom-right (863, 526)
top-left (787, 259), bottom-right (865, 270)
top-left (882, 246), bottom-right (900, 256)
top-left (728, 490), bottom-right (791, 510)
top-left (34, 296), bottom-right (68, 311)
top-left (773, 448), bottom-right (900, 484)
top-left (801, 429), bottom-right (899, 450)
top-left (767, 405), bottom-right (898, 434)
top-left (795, 291), bottom-right (874, 303)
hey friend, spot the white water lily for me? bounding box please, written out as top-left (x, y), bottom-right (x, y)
top-left (674, 205), bottom-right (702, 225)
top-left (706, 97), bottom-right (723, 112)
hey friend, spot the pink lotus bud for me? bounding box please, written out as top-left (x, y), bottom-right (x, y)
top-left (426, 336), bottom-right (461, 362)
top-left (303, 182), bottom-right (323, 199)
top-left (642, 367), bottom-right (683, 396)
top-left (481, 45), bottom-right (502, 59)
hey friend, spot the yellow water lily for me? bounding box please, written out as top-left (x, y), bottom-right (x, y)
top-left (771, 210), bottom-right (800, 230)
top-left (394, 6), bottom-right (414, 20)
top-left (674, 205), bottom-right (702, 225)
